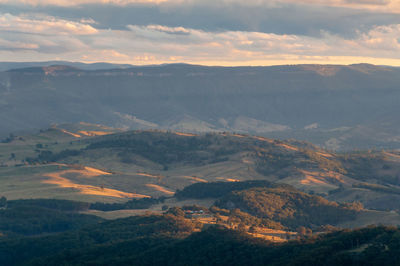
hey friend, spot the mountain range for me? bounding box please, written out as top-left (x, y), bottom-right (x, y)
top-left (1, 63), bottom-right (400, 150)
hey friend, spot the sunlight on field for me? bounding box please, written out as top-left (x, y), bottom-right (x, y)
top-left (276, 143), bottom-right (298, 151)
top-left (182, 176), bottom-right (208, 183)
top-left (136, 172), bottom-right (164, 178)
top-left (83, 166), bottom-right (112, 176)
top-left (78, 130), bottom-right (112, 136)
top-left (300, 175), bottom-right (327, 185)
top-left (174, 132), bottom-right (198, 137)
top-left (216, 177), bottom-right (240, 182)
top-left (59, 129), bottom-right (81, 138)
top-left (315, 151), bottom-right (334, 158)
top-left (145, 184), bottom-right (174, 195)
top-left (42, 166), bottom-right (149, 199)
top-left (252, 136), bottom-right (274, 143)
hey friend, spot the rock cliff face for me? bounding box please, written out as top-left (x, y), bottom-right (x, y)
top-left (1, 63), bottom-right (400, 150)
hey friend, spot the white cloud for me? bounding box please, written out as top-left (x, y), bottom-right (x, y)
top-left (0, 13), bottom-right (98, 35)
top-left (0, 0), bottom-right (170, 6)
top-left (0, 11), bottom-right (399, 66)
top-left (146, 25), bottom-right (190, 35)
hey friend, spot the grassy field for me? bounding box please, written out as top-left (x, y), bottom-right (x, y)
top-left (2, 123), bottom-right (400, 225)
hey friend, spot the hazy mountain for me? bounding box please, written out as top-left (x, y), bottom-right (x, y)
top-left (1, 63), bottom-right (400, 150)
top-left (0, 61), bottom-right (135, 72)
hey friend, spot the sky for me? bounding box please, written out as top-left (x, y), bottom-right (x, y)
top-left (0, 0), bottom-right (400, 66)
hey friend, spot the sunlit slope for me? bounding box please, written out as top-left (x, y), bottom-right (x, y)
top-left (1, 127), bottom-right (400, 207)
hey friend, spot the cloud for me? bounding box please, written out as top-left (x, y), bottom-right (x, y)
top-left (0, 2), bottom-right (399, 65)
top-left (0, 13), bottom-right (98, 35)
top-left (0, 14), bottom-right (400, 65)
top-left (0, 0), bottom-right (398, 12)
top-left (0, 39), bottom-right (39, 50)
top-left (0, 13), bottom-right (92, 54)
top-left (0, 0), bottom-right (170, 7)
top-left (1, 0), bottom-right (399, 39)
top-left (146, 25), bottom-right (190, 35)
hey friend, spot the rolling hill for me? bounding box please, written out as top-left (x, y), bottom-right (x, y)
top-left (2, 125), bottom-right (400, 265)
top-left (2, 124), bottom-right (400, 213)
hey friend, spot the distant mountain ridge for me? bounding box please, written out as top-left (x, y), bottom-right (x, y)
top-left (0, 61), bottom-right (135, 72)
top-left (1, 62), bottom-right (400, 150)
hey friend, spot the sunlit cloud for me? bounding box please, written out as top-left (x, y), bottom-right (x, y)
top-left (0, 1), bottom-right (399, 65)
top-left (0, 0), bottom-right (399, 12)
top-left (0, 0), bottom-right (170, 7)
top-left (0, 13), bottom-right (98, 35)
top-left (1, 16), bottom-right (399, 65)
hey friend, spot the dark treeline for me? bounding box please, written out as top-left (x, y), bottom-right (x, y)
top-left (2, 218), bottom-right (400, 266)
top-left (0, 199), bottom-right (102, 237)
top-left (0, 198), bottom-right (170, 237)
top-left (175, 180), bottom-right (292, 199)
top-left (6, 197), bottom-right (165, 213)
top-left (90, 197), bottom-right (166, 211)
top-left (0, 213), bottom-right (201, 265)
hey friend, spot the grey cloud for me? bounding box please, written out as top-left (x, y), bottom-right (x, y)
top-left (1, 2), bottom-right (400, 39)
top-left (344, 0), bottom-right (390, 5)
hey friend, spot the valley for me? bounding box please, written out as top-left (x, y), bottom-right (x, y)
top-left (1, 63), bottom-right (400, 150)
top-left (2, 122), bottom-right (400, 264)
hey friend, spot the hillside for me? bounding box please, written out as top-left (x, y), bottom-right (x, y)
top-left (1, 63), bottom-right (400, 150)
top-left (215, 187), bottom-right (361, 229)
top-left (1, 126), bottom-right (400, 264)
top-left (2, 127), bottom-right (400, 213)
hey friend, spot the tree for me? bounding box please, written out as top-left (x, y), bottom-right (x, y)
top-left (249, 225), bottom-right (257, 234)
top-left (0, 196), bottom-right (7, 208)
top-left (167, 207), bottom-right (185, 217)
top-left (238, 223), bottom-right (247, 233)
top-left (297, 226), bottom-right (307, 239)
top-left (306, 228), bottom-right (313, 238)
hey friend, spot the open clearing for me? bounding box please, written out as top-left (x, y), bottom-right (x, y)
top-left (43, 167), bottom-right (149, 199)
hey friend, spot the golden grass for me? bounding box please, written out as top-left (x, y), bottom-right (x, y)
top-left (252, 136), bottom-right (274, 143)
top-left (383, 151), bottom-right (400, 161)
top-left (174, 132), bottom-right (198, 137)
top-left (145, 184), bottom-right (175, 195)
top-left (83, 166), bottom-right (112, 176)
top-left (299, 169), bottom-right (346, 185)
top-left (250, 233), bottom-right (287, 242)
top-left (315, 151), bottom-right (334, 158)
top-left (42, 167), bottom-right (149, 199)
top-left (276, 143), bottom-right (299, 151)
top-left (216, 177), bottom-right (240, 182)
top-left (300, 175), bottom-right (328, 185)
top-left (182, 176), bottom-right (208, 183)
top-left (59, 129), bottom-right (81, 138)
top-left (78, 130), bottom-right (112, 137)
top-left (136, 172), bottom-right (164, 178)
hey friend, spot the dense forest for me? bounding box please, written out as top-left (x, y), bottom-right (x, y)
top-left (0, 199), bottom-right (102, 237)
top-left (175, 180), bottom-right (291, 199)
top-left (215, 187), bottom-right (362, 229)
top-left (1, 211), bottom-right (399, 266)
